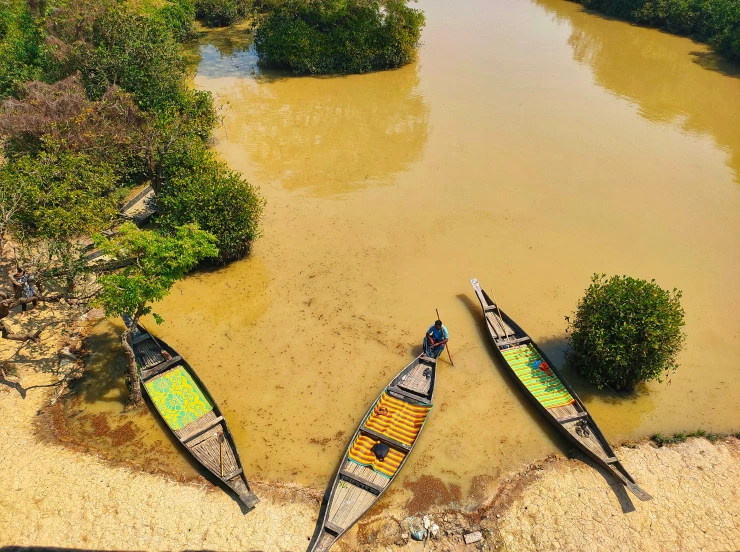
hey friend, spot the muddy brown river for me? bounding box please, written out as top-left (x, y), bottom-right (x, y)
top-left (65, 0), bottom-right (740, 508)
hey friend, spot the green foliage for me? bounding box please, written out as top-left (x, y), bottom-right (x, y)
top-left (566, 274), bottom-right (686, 391)
top-left (0, 149), bottom-right (123, 240)
top-left (653, 429), bottom-right (724, 446)
top-left (577, 0), bottom-right (740, 61)
top-left (0, 0), bottom-right (51, 98)
top-left (254, 0), bottom-right (425, 74)
top-left (70, 7), bottom-right (185, 111)
top-left (157, 145), bottom-right (264, 263)
top-left (154, 0), bottom-right (197, 41)
top-left (94, 222), bottom-right (218, 322)
top-left (195, 0), bottom-right (252, 27)
top-left (0, 76), bottom-right (146, 177)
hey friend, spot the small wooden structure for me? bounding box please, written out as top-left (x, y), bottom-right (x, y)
top-left (120, 184), bottom-right (157, 225)
top-left (124, 317), bottom-right (259, 509)
top-left (470, 279), bottom-right (652, 502)
top-left (307, 355), bottom-right (437, 552)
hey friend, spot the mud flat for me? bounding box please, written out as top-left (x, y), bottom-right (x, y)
top-left (2, 359), bottom-right (739, 551)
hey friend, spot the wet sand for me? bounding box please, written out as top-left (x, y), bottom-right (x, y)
top-left (3, 361), bottom-right (739, 551)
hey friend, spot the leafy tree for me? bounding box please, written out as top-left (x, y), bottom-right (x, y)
top-left (566, 274), bottom-right (686, 391)
top-left (157, 145), bottom-right (264, 262)
top-left (69, 7), bottom-right (185, 111)
top-left (0, 0), bottom-right (51, 98)
top-left (195, 0), bottom-right (252, 27)
top-left (0, 76), bottom-right (145, 171)
top-left (94, 223), bottom-right (218, 405)
top-left (254, 0), bottom-right (426, 74)
top-left (154, 0), bottom-right (197, 41)
top-left (0, 150), bottom-right (123, 240)
top-left (138, 89), bottom-right (217, 192)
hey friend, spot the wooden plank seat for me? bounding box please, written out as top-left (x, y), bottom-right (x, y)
top-left (172, 410), bottom-right (219, 441)
top-left (325, 521), bottom-right (344, 535)
top-left (339, 469), bottom-right (385, 494)
top-left (180, 414), bottom-right (225, 444)
top-left (223, 467), bottom-right (243, 481)
top-left (557, 412), bottom-right (589, 424)
top-left (500, 336), bottom-right (531, 346)
top-left (388, 388), bottom-right (431, 405)
top-left (132, 332), bottom-right (153, 345)
top-left (141, 356), bottom-right (182, 381)
top-left (360, 426), bottom-right (411, 452)
top-left (341, 459), bottom-right (390, 490)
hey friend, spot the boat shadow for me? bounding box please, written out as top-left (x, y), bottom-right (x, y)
top-left (456, 294), bottom-right (638, 514)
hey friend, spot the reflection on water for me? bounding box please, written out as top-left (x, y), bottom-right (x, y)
top-left (535, 0), bottom-right (740, 184)
top-left (72, 0), bottom-right (740, 508)
top-left (193, 34), bottom-right (430, 195)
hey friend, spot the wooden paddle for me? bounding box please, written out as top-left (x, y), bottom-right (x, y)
top-left (435, 308), bottom-right (454, 366)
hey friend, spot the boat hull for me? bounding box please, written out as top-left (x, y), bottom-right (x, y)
top-left (126, 318), bottom-right (259, 509)
top-left (469, 279), bottom-right (651, 502)
top-left (308, 354), bottom-right (437, 552)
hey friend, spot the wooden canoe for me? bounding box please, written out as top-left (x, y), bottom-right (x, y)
top-left (124, 317), bottom-right (259, 509)
top-left (469, 279), bottom-right (652, 502)
top-left (308, 355), bottom-right (437, 552)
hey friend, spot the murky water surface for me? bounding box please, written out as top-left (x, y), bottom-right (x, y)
top-left (66, 0), bottom-right (740, 506)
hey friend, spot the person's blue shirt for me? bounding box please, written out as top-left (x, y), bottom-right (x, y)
top-left (427, 325), bottom-right (449, 342)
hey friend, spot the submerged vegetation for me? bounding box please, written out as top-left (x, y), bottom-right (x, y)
top-left (254, 0), bottom-right (426, 74)
top-left (566, 274), bottom-right (686, 391)
top-left (573, 0), bottom-right (740, 61)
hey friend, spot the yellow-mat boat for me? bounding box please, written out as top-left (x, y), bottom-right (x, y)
top-left (307, 354), bottom-right (436, 552)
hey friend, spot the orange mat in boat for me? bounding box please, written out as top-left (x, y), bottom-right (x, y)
top-left (364, 392), bottom-right (431, 445)
top-left (348, 434), bottom-right (406, 477)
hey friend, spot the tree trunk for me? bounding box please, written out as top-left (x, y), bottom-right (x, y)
top-left (121, 323), bottom-right (143, 407)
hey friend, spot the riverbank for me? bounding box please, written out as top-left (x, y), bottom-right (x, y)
top-left (2, 360), bottom-right (739, 551)
top-left (567, 0), bottom-right (740, 63)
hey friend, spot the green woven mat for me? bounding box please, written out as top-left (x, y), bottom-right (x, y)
top-left (501, 345), bottom-right (574, 409)
top-left (144, 366), bottom-right (213, 430)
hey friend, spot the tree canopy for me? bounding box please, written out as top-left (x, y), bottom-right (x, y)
top-left (254, 0), bottom-right (426, 74)
top-left (566, 274), bottom-right (686, 391)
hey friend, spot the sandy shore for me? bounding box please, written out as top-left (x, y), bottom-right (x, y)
top-left (2, 359), bottom-right (739, 551)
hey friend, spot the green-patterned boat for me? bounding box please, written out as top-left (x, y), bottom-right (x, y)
top-left (125, 318), bottom-right (259, 509)
top-left (469, 279), bottom-right (652, 502)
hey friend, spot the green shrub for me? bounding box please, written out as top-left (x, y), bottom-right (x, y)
top-left (576, 0), bottom-right (740, 61)
top-left (156, 0), bottom-right (197, 41)
top-left (0, 1), bottom-right (51, 98)
top-left (254, 0), bottom-right (425, 74)
top-left (157, 145), bottom-right (264, 262)
top-left (1, 150), bottom-right (123, 240)
top-left (70, 7), bottom-right (185, 111)
top-left (566, 274), bottom-right (686, 391)
top-left (196, 0), bottom-right (252, 27)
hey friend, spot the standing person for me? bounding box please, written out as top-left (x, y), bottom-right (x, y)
top-left (10, 268), bottom-right (24, 300)
top-left (20, 273), bottom-right (38, 315)
top-left (423, 319), bottom-right (449, 359)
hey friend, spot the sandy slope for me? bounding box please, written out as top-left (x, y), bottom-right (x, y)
top-left (2, 359), bottom-right (739, 552)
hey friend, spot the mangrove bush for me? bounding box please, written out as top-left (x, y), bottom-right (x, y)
top-left (195, 0), bottom-right (252, 27)
top-left (158, 144), bottom-right (264, 263)
top-left (254, 0), bottom-right (426, 74)
top-left (566, 274), bottom-right (686, 391)
top-left (575, 0), bottom-right (740, 61)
